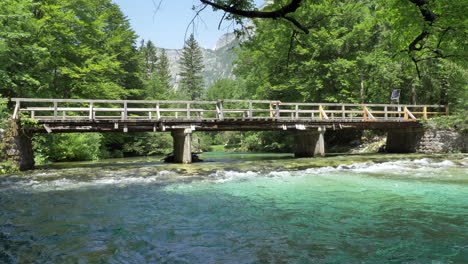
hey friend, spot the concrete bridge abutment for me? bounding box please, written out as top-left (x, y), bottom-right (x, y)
top-left (293, 127), bottom-right (326, 158)
top-left (171, 128), bottom-right (192, 164)
top-left (386, 128), bottom-right (424, 153)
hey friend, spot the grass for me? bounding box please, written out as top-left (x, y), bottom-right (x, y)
top-left (210, 145), bottom-right (226, 152)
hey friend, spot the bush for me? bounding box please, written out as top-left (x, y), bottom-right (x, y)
top-left (242, 131), bottom-right (293, 153)
top-left (192, 132), bottom-right (223, 152)
top-left (243, 133), bottom-right (261, 152)
top-left (0, 95), bottom-right (9, 129)
top-left (34, 133), bottom-right (103, 162)
top-left (422, 111), bottom-right (468, 132)
top-left (0, 96), bottom-right (10, 166)
top-left (123, 132), bottom-right (172, 156)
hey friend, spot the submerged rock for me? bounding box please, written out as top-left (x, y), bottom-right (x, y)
top-left (350, 136), bottom-right (387, 154)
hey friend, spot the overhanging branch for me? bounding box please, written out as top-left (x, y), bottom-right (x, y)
top-left (407, 0), bottom-right (437, 53)
top-left (200, 0), bottom-right (309, 33)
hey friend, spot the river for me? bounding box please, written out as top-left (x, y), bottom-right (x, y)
top-left (0, 153), bottom-right (467, 263)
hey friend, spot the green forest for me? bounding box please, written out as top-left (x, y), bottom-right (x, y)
top-left (1, 0), bottom-right (467, 165)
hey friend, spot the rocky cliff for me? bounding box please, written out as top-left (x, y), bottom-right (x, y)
top-left (162, 32), bottom-right (239, 90)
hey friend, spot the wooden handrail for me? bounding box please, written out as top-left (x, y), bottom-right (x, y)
top-left (277, 102), bottom-right (444, 108)
top-left (11, 98), bottom-right (445, 108)
top-left (10, 98), bottom-right (447, 122)
top-left (10, 98), bottom-right (219, 104)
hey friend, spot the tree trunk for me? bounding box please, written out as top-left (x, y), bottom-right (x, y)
top-left (440, 74), bottom-right (449, 106)
top-left (360, 74), bottom-right (365, 104)
top-left (411, 80), bottom-right (417, 105)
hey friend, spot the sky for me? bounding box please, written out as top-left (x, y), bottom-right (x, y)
top-left (113, 0), bottom-right (264, 50)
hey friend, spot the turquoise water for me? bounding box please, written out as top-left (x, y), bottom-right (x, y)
top-left (0, 154), bottom-right (467, 263)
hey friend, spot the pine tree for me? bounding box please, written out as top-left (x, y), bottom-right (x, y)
top-left (156, 49), bottom-right (173, 98)
top-left (139, 40), bottom-right (158, 80)
top-left (139, 41), bottom-right (174, 100)
top-left (178, 34), bottom-right (204, 100)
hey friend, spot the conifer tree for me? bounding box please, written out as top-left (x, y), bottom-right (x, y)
top-left (178, 34), bottom-right (204, 100)
top-left (156, 49), bottom-right (173, 98)
top-left (139, 40), bottom-right (158, 80)
top-left (139, 42), bottom-right (173, 100)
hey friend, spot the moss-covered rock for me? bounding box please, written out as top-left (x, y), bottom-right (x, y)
top-left (1, 119), bottom-right (34, 173)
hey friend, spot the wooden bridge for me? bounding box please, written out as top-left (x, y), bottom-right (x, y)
top-left (9, 98), bottom-right (448, 166)
top-left (12, 98), bottom-right (447, 132)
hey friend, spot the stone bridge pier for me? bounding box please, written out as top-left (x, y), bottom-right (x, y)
top-left (1, 120), bottom-right (35, 171)
top-left (386, 127), bottom-right (467, 153)
top-left (171, 128), bottom-right (193, 164)
top-left (293, 127), bottom-right (326, 158)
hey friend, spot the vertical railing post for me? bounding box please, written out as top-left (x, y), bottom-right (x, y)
top-left (404, 106), bottom-right (408, 120)
top-left (187, 103), bottom-right (191, 119)
top-left (89, 102), bottom-right (94, 120)
top-left (384, 106), bottom-right (388, 120)
top-left (445, 106), bottom-right (449, 115)
top-left (12, 100), bottom-right (20, 119)
top-left (122, 101), bottom-right (127, 120)
top-left (216, 100), bottom-right (224, 120)
top-left (220, 101), bottom-right (224, 120)
top-left (423, 106), bottom-right (427, 120)
top-left (319, 105), bottom-right (323, 120)
top-left (363, 106), bottom-right (368, 121)
top-left (341, 105), bottom-right (345, 119)
top-left (53, 101), bottom-right (58, 120)
top-left (156, 103), bottom-right (160, 120)
top-left (248, 102), bottom-right (253, 118)
top-left (295, 104), bottom-right (299, 119)
top-left (275, 103), bottom-right (280, 118)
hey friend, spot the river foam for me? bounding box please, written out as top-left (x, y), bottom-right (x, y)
top-left (304, 158), bottom-right (464, 176)
top-left (0, 157), bottom-right (466, 192)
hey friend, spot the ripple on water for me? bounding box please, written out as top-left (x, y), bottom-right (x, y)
top-left (0, 155), bottom-right (467, 263)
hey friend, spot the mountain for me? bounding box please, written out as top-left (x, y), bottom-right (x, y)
top-left (161, 32), bottom-right (239, 89)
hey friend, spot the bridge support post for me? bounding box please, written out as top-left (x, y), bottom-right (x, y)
top-left (294, 127), bottom-right (326, 158)
top-left (171, 128), bottom-right (192, 164)
top-left (1, 120), bottom-right (35, 171)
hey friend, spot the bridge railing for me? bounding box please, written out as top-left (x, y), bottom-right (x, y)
top-left (11, 98), bottom-right (447, 122)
